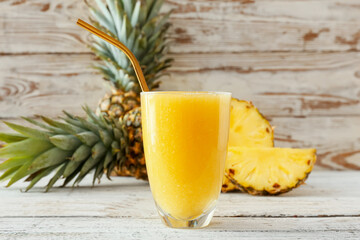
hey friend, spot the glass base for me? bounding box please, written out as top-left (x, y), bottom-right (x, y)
top-left (155, 203), bottom-right (216, 229)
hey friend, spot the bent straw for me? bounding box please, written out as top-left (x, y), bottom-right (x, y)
top-left (76, 19), bottom-right (149, 92)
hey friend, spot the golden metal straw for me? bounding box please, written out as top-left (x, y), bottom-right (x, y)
top-left (76, 19), bottom-right (149, 92)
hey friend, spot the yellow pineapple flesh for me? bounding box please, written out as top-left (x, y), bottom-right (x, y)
top-left (222, 99), bottom-right (274, 192)
top-left (226, 147), bottom-right (316, 195)
top-left (228, 99), bottom-right (274, 148)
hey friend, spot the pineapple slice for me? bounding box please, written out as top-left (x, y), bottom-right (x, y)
top-left (225, 147), bottom-right (316, 195)
top-left (222, 99), bottom-right (274, 192)
top-left (228, 99), bottom-right (274, 148)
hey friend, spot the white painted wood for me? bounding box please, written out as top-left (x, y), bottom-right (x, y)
top-left (0, 0), bottom-right (89, 54)
top-left (0, 217), bottom-right (359, 240)
top-left (0, 54), bottom-right (106, 118)
top-left (0, 171), bottom-right (359, 218)
top-left (0, 171), bottom-right (359, 239)
top-left (271, 117), bottom-right (360, 170)
top-left (1, 0), bottom-right (360, 53)
top-left (1, 52), bottom-right (359, 119)
top-left (165, 52), bottom-right (360, 118)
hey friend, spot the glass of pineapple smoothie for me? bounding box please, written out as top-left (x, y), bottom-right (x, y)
top-left (141, 91), bottom-right (231, 228)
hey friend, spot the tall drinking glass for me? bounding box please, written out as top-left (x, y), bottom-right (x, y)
top-left (141, 91), bottom-right (231, 228)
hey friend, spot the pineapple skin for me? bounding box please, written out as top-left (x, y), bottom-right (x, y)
top-left (116, 108), bottom-right (147, 180)
top-left (222, 99), bottom-right (274, 193)
top-left (225, 147), bottom-right (317, 196)
top-left (227, 173), bottom-right (312, 196)
top-left (96, 89), bottom-right (140, 119)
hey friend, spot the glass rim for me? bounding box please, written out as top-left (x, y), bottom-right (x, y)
top-left (140, 91), bottom-right (232, 95)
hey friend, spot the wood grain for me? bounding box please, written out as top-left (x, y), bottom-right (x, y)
top-left (1, 0), bottom-right (360, 53)
top-left (0, 54), bottom-right (105, 118)
top-left (1, 217), bottom-right (359, 239)
top-left (1, 172), bottom-right (360, 239)
top-left (0, 0), bottom-right (88, 54)
top-left (0, 52), bottom-right (359, 118)
top-left (271, 117), bottom-right (360, 170)
top-left (0, 172), bottom-right (359, 217)
top-left (166, 51), bottom-right (360, 117)
top-left (0, 52), bottom-right (359, 169)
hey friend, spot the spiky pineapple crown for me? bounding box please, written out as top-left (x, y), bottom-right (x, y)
top-left (0, 107), bottom-right (133, 191)
top-left (88, 0), bottom-right (173, 93)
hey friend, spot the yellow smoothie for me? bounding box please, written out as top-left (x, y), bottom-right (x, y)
top-left (141, 92), bottom-right (231, 220)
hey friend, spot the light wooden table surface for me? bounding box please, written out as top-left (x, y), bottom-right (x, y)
top-left (0, 171), bottom-right (359, 239)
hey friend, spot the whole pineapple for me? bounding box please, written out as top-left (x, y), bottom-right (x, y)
top-left (88, 0), bottom-right (172, 178)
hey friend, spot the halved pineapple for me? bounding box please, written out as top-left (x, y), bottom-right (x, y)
top-left (225, 147), bottom-right (316, 195)
top-left (222, 99), bottom-right (274, 192)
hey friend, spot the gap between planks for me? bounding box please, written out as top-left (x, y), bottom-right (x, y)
top-left (1, 50), bottom-right (360, 56)
top-left (0, 216), bottom-right (359, 240)
top-left (1, 52), bottom-right (360, 119)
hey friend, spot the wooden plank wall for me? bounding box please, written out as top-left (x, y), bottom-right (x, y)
top-left (0, 0), bottom-right (359, 170)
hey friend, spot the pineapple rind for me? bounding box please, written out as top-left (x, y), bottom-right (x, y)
top-left (226, 147), bottom-right (317, 196)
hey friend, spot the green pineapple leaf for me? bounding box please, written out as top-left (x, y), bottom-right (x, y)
top-left (25, 165), bottom-right (58, 192)
top-left (46, 164), bottom-right (67, 192)
top-left (3, 121), bottom-right (53, 140)
top-left (88, 0), bottom-right (172, 92)
top-left (49, 135), bottom-right (82, 151)
top-left (0, 139), bottom-right (53, 159)
top-left (0, 132), bottom-right (27, 143)
top-left (0, 157), bottom-right (29, 171)
top-left (0, 107), bottom-right (131, 191)
top-left (7, 159), bottom-right (37, 187)
top-left (29, 148), bottom-right (72, 171)
top-left (0, 165), bottom-right (21, 181)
